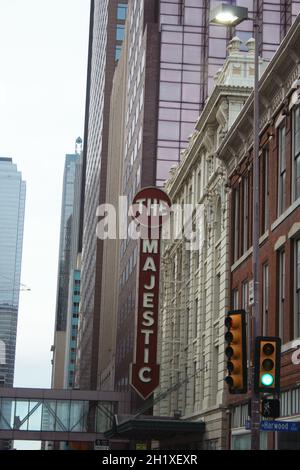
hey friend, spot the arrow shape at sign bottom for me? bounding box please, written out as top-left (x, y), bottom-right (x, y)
top-left (130, 363), bottom-right (160, 400)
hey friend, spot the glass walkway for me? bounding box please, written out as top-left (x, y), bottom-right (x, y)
top-left (0, 388), bottom-right (129, 442)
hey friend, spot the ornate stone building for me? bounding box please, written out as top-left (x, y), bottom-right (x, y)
top-left (154, 38), bottom-right (268, 449)
top-left (218, 15), bottom-right (300, 450)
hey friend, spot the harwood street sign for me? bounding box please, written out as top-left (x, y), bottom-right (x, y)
top-left (246, 420), bottom-right (300, 432)
top-left (130, 187), bottom-right (171, 400)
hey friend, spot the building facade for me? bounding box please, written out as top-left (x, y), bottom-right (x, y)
top-left (52, 152), bottom-right (80, 389)
top-left (113, 0), bottom-right (300, 406)
top-left (64, 269), bottom-right (81, 389)
top-left (78, 0), bottom-right (128, 390)
top-left (95, 23), bottom-right (128, 392)
top-left (154, 38), bottom-right (264, 449)
top-left (0, 158), bottom-right (26, 450)
top-left (218, 15), bottom-right (300, 450)
top-left (0, 158), bottom-right (26, 389)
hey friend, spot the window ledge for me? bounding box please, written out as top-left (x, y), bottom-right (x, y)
top-left (231, 232), bottom-right (269, 272)
top-left (271, 198), bottom-right (300, 232)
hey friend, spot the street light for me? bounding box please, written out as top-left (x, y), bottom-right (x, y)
top-left (209, 3), bottom-right (261, 451)
top-left (209, 3), bottom-right (248, 26)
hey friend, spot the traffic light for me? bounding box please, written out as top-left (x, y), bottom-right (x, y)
top-left (224, 310), bottom-right (247, 394)
top-left (254, 336), bottom-right (281, 394)
top-left (261, 398), bottom-right (280, 418)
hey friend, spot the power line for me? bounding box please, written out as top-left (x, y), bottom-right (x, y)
top-left (134, 366), bottom-right (203, 418)
top-left (0, 273), bottom-right (31, 291)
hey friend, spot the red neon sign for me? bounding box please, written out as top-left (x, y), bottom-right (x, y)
top-left (130, 187), bottom-right (171, 400)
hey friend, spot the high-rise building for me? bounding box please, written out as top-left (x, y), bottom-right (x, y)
top-left (63, 143), bottom-right (83, 390)
top-left (96, 22), bottom-right (128, 392)
top-left (52, 152), bottom-right (80, 388)
top-left (0, 158), bottom-right (26, 450)
top-left (77, 0), bottom-right (128, 390)
top-left (0, 158), bottom-right (26, 388)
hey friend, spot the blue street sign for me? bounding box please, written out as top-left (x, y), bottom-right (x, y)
top-left (260, 421), bottom-right (300, 432)
top-left (245, 420), bottom-right (251, 430)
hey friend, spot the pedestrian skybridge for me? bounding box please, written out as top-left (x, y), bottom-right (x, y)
top-left (0, 387), bottom-right (129, 442)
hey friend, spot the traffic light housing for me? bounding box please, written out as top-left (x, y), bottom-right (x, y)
top-left (254, 336), bottom-right (281, 394)
top-left (224, 310), bottom-right (247, 394)
top-left (261, 398), bottom-right (280, 418)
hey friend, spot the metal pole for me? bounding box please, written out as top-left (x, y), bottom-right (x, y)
top-left (251, 20), bottom-right (261, 451)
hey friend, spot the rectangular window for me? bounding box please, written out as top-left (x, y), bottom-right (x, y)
top-left (193, 361), bottom-right (197, 406)
top-left (194, 298), bottom-right (198, 339)
top-left (185, 307), bottom-right (190, 346)
top-left (278, 125), bottom-right (286, 215)
top-left (278, 250), bottom-right (285, 340)
top-left (293, 106), bottom-right (300, 200)
top-left (262, 147), bottom-right (269, 232)
top-left (116, 24), bottom-right (125, 41)
top-left (262, 264), bottom-right (269, 336)
top-left (115, 45), bottom-right (122, 61)
top-left (197, 170), bottom-right (201, 201)
top-left (232, 289), bottom-right (239, 309)
top-left (117, 4), bottom-right (127, 20)
top-left (242, 281), bottom-right (248, 311)
top-left (233, 187), bottom-right (240, 262)
top-left (242, 176), bottom-right (249, 253)
top-left (294, 240), bottom-right (300, 338)
top-left (214, 274), bottom-right (220, 320)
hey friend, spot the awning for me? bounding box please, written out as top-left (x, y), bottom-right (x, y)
top-left (105, 414), bottom-right (205, 441)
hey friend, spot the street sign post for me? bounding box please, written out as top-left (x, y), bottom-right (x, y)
top-left (260, 421), bottom-right (300, 432)
top-left (94, 439), bottom-right (110, 450)
top-left (246, 421), bottom-right (300, 432)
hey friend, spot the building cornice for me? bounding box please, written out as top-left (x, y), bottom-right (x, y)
top-left (166, 86), bottom-right (252, 199)
top-left (217, 15), bottom-right (300, 168)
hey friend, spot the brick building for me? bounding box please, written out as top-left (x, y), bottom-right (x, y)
top-left (218, 15), bottom-right (300, 450)
top-left (154, 37), bottom-right (262, 449)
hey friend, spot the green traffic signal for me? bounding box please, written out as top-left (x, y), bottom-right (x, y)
top-left (261, 372), bottom-right (274, 387)
top-left (254, 337), bottom-right (281, 394)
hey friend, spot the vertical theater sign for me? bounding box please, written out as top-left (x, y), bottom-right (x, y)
top-left (130, 187), bottom-right (171, 400)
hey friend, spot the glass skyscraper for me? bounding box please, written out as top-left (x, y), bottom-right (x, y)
top-left (0, 157), bottom-right (26, 389)
top-left (52, 153), bottom-right (80, 389)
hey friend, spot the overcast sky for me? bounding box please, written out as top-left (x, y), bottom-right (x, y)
top-left (0, 0), bottom-right (90, 394)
